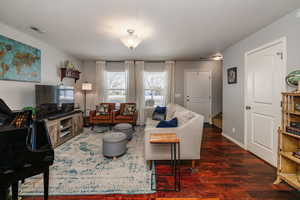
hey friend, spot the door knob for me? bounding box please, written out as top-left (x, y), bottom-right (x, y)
top-left (246, 106), bottom-right (251, 110)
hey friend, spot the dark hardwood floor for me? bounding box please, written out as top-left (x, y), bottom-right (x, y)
top-left (24, 126), bottom-right (300, 200)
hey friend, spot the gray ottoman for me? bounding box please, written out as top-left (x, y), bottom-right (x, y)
top-left (103, 132), bottom-right (127, 158)
top-left (113, 123), bottom-right (134, 140)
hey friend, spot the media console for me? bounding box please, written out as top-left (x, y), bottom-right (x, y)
top-left (45, 111), bottom-right (83, 148)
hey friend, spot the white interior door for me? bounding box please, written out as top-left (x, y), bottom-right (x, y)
top-left (245, 39), bottom-right (286, 166)
top-left (184, 71), bottom-right (211, 122)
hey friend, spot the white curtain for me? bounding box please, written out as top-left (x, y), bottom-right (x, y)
top-left (135, 61), bottom-right (145, 125)
top-left (164, 61), bottom-right (175, 105)
top-left (95, 61), bottom-right (106, 106)
top-left (125, 60), bottom-right (136, 102)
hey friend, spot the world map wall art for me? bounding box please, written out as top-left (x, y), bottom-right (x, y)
top-left (0, 34), bottom-right (41, 82)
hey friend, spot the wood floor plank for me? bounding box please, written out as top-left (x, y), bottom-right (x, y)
top-left (23, 126), bottom-right (300, 200)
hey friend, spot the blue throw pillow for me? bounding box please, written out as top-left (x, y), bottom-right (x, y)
top-left (156, 117), bottom-right (178, 128)
top-left (154, 106), bottom-right (167, 114)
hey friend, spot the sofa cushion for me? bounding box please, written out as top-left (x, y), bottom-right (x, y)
top-left (145, 118), bottom-right (160, 129)
top-left (93, 115), bottom-right (110, 120)
top-left (152, 112), bottom-right (166, 121)
top-left (115, 115), bottom-right (133, 120)
top-left (156, 117), bottom-right (178, 128)
top-left (174, 110), bottom-right (195, 126)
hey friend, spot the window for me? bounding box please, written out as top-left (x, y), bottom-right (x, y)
top-left (144, 71), bottom-right (166, 106)
top-left (105, 71), bottom-right (126, 103)
top-left (57, 86), bottom-right (74, 105)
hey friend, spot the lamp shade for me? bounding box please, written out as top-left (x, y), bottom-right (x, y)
top-left (82, 82), bottom-right (92, 91)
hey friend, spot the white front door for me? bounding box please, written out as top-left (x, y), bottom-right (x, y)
top-left (245, 39), bottom-right (286, 166)
top-left (184, 71), bottom-right (211, 122)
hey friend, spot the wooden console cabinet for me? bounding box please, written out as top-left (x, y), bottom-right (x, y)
top-left (45, 112), bottom-right (83, 148)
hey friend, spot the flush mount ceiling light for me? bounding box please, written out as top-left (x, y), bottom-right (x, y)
top-left (120, 29), bottom-right (142, 49)
top-left (210, 53), bottom-right (223, 61)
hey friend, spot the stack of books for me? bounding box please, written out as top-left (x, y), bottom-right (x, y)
top-left (286, 122), bottom-right (300, 136)
top-left (293, 149), bottom-right (300, 159)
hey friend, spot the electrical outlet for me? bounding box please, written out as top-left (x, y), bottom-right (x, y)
top-left (232, 128), bottom-right (236, 133)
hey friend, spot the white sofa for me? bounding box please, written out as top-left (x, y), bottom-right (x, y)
top-left (144, 104), bottom-right (204, 161)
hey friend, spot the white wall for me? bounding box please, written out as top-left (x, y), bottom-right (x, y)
top-left (0, 22), bottom-right (82, 110)
top-left (83, 60), bottom-right (223, 118)
top-left (81, 60), bottom-right (97, 114)
top-left (175, 61), bottom-right (223, 117)
top-left (222, 9), bottom-right (300, 144)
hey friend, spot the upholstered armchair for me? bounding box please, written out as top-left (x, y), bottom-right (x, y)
top-left (113, 103), bottom-right (138, 126)
top-left (89, 103), bottom-right (115, 129)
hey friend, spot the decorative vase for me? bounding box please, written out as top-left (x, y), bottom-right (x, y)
top-left (286, 70), bottom-right (300, 92)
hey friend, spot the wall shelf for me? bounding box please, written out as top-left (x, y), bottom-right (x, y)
top-left (60, 68), bottom-right (81, 83)
top-left (280, 151), bottom-right (300, 165)
top-left (278, 173), bottom-right (300, 190)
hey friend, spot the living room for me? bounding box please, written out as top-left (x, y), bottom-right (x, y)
top-left (1, 1), bottom-right (300, 200)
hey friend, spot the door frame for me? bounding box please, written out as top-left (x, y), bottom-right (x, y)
top-left (244, 37), bottom-right (287, 152)
top-left (184, 70), bottom-right (212, 123)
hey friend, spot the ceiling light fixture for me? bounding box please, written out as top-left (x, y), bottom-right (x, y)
top-left (120, 29), bottom-right (142, 49)
top-left (210, 53), bottom-right (223, 61)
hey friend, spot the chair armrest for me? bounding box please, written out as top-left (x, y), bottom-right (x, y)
top-left (113, 110), bottom-right (121, 117)
top-left (89, 110), bottom-right (96, 121)
top-left (133, 111), bottom-right (138, 121)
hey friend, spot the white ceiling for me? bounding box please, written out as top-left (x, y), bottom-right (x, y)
top-left (0, 0), bottom-right (299, 61)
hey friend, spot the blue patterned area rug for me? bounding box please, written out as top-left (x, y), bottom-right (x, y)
top-left (20, 127), bottom-right (155, 196)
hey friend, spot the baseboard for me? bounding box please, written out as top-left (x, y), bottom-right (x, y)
top-left (222, 132), bottom-right (245, 149)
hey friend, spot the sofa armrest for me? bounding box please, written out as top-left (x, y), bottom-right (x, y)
top-left (90, 110), bottom-right (96, 117)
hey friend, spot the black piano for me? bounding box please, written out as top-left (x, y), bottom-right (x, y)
top-left (0, 99), bottom-right (54, 200)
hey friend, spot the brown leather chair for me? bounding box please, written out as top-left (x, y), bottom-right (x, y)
top-left (89, 103), bottom-right (115, 129)
top-left (113, 103), bottom-right (137, 126)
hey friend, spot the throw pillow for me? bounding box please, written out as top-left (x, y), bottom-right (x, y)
top-left (156, 117), bottom-right (178, 128)
top-left (123, 104), bottom-right (136, 115)
top-left (96, 104), bottom-right (109, 115)
top-left (154, 106), bottom-right (167, 114)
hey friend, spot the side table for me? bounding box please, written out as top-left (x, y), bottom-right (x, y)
top-left (150, 133), bottom-right (181, 192)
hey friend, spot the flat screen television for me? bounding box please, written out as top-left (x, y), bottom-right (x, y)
top-left (35, 85), bottom-right (74, 106)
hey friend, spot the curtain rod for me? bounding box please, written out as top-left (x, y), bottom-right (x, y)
top-left (102, 59), bottom-right (219, 63)
top-left (105, 60), bottom-right (165, 63)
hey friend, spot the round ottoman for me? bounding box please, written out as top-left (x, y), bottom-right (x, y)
top-left (113, 123), bottom-right (134, 140)
top-left (103, 132), bottom-right (127, 158)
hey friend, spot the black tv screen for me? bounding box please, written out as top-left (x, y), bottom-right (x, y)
top-left (35, 85), bottom-right (74, 106)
